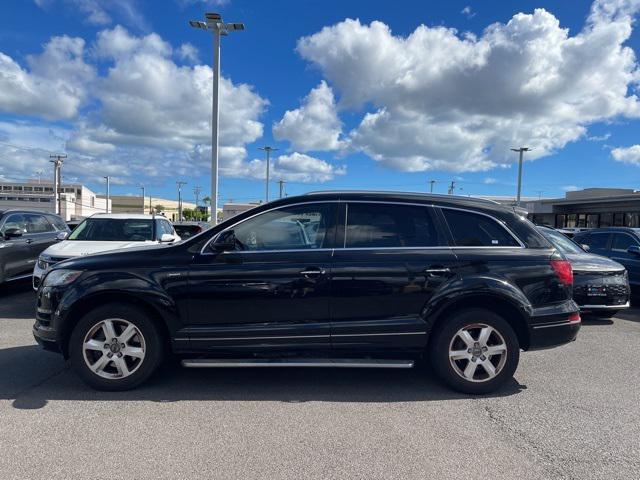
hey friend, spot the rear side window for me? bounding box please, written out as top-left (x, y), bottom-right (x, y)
top-left (611, 233), bottom-right (638, 251)
top-left (583, 232), bottom-right (610, 250)
top-left (345, 203), bottom-right (439, 248)
top-left (442, 209), bottom-right (520, 247)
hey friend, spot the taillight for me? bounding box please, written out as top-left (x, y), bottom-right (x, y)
top-left (550, 259), bottom-right (573, 285)
top-left (568, 312), bottom-right (581, 323)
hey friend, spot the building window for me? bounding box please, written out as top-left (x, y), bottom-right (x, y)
top-left (44, 187), bottom-right (53, 192)
top-left (39, 198), bottom-right (51, 202)
top-left (13, 186), bottom-right (22, 191)
top-left (2, 186), bottom-right (10, 191)
top-left (625, 213), bottom-right (640, 227)
top-left (599, 213), bottom-right (613, 227)
top-left (555, 214), bottom-right (566, 228)
top-left (614, 212), bottom-right (624, 227)
top-left (24, 186), bottom-right (33, 192)
top-left (566, 214), bottom-right (577, 228)
top-left (587, 214), bottom-right (599, 228)
top-left (576, 214), bottom-right (587, 228)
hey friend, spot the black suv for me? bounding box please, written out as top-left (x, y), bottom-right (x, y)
top-left (33, 192), bottom-right (580, 394)
top-left (0, 209), bottom-right (69, 285)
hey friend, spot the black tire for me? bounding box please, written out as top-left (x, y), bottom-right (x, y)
top-left (430, 308), bottom-right (520, 395)
top-left (69, 303), bottom-right (163, 391)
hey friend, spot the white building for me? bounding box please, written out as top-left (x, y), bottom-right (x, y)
top-left (222, 202), bottom-right (260, 221)
top-left (0, 181), bottom-right (110, 221)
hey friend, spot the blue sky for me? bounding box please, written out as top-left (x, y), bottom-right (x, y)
top-left (1, 0), bottom-right (640, 205)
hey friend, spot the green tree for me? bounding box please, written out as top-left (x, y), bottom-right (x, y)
top-left (154, 204), bottom-right (165, 213)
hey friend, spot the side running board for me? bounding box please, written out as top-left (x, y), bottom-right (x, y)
top-left (181, 358), bottom-right (414, 369)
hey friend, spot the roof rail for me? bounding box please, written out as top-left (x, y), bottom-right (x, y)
top-left (304, 190), bottom-right (502, 206)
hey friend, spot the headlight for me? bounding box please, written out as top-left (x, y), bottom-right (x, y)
top-left (42, 269), bottom-right (82, 287)
top-left (37, 256), bottom-right (48, 270)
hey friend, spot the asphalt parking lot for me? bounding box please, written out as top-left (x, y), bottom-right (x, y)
top-left (0, 281), bottom-right (639, 480)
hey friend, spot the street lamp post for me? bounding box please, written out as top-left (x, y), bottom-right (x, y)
top-left (104, 176), bottom-right (110, 213)
top-left (258, 146), bottom-right (278, 202)
top-left (189, 13), bottom-right (244, 225)
top-left (139, 185), bottom-right (145, 213)
top-left (511, 147), bottom-right (531, 206)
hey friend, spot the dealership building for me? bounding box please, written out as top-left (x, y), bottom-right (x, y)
top-left (524, 188), bottom-right (640, 228)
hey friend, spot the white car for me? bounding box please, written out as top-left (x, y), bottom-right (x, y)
top-left (33, 213), bottom-right (180, 289)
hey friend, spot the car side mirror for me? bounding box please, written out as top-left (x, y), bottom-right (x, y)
top-left (4, 228), bottom-right (22, 239)
top-left (581, 244), bottom-right (590, 252)
top-left (211, 230), bottom-right (237, 253)
top-left (160, 233), bottom-right (176, 243)
top-left (627, 245), bottom-right (640, 255)
top-left (56, 231), bottom-right (68, 241)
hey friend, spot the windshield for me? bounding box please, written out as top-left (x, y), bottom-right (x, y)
top-left (68, 218), bottom-right (154, 241)
top-left (539, 227), bottom-right (584, 255)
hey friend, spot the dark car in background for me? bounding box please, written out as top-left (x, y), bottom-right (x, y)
top-left (574, 227), bottom-right (640, 289)
top-left (538, 226), bottom-right (629, 317)
top-left (172, 221), bottom-right (211, 240)
top-left (0, 209), bottom-right (69, 285)
top-left (34, 192), bottom-right (580, 395)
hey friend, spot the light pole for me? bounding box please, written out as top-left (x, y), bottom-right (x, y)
top-left (511, 147), bottom-right (531, 206)
top-left (428, 180), bottom-right (436, 193)
top-left (104, 176), bottom-right (110, 213)
top-left (138, 184), bottom-right (145, 213)
top-left (176, 181), bottom-right (187, 221)
top-left (189, 13), bottom-right (244, 225)
top-left (49, 155), bottom-right (66, 215)
top-left (258, 146), bottom-right (278, 202)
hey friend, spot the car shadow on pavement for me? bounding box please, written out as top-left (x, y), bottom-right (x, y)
top-left (0, 345), bottom-right (527, 410)
top-left (0, 280), bottom-right (36, 319)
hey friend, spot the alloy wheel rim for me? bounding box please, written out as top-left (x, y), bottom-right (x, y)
top-left (448, 323), bottom-right (507, 383)
top-left (82, 318), bottom-right (146, 380)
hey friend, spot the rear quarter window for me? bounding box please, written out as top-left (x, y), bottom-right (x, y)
top-left (442, 209), bottom-right (520, 247)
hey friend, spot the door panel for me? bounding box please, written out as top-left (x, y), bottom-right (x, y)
top-left (330, 202), bottom-right (455, 352)
top-left (186, 201), bottom-right (338, 353)
top-left (610, 233), bottom-right (640, 285)
top-left (187, 250), bottom-right (332, 352)
top-left (0, 213), bottom-right (32, 279)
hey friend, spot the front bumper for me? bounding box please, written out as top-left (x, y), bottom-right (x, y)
top-left (33, 286), bottom-right (65, 354)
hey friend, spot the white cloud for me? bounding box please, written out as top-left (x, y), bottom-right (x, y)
top-left (563, 185), bottom-right (580, 192)
top-left (611, 144), bottom-right (640, 164)
top-left (68, 26), bottom-right (268, 180)
top-left (273, 81), bottom-right (344, 152)
top-left (0, 36), bottom-right (94, 120)
top-left (34, 0), bottom-right (146, 28)
top-left (296, 0), bottom-right (640, 172)
top-left (461, 6), bottom-right (476, 19)
top-left (484, 177), bottom-right (497, 184)
top-left (238, 152), bottom-right (347, 183)
top-left (178, 43), bottom-right (200, 63)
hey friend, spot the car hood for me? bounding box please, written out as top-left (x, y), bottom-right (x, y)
top-left (564, 253), bottom-right (625, 273)
top-left (42, 240), bottom-right (156, 258)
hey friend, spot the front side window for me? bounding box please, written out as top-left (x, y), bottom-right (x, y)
top-left (345, 203), bottom-right (439, 248)
top-left (68, 218), bottom-right (154, 241)
top-left (611, 233), bottom-right (638, 252)
top-left (24, 214), bottom-right (54, 233)
top-left (230, 203), bottom-right (334, 251)
top-left (442, 209), bottom-right (520, 247)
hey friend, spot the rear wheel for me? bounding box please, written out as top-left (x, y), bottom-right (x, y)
top-left (430, 309), bottom-right (519, 394)
top-left (69, 303), bottom-right (163, 391)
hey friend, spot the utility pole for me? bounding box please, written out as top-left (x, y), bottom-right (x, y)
top-left (277, 179), bottom-right (286, 199)
top-left (258, 146), bottom-right (278, 202)
top-left (49, 154), bottom-right (66, 215)
top-left (511, 147), bottom-right (531, 206)
top-left (139, 185), bottom-right (145, 213)
top-left (103, 176), bottom-right (110, 213)
top-left (189, 13), bottom-right (245, 225)
top-left (176, 181), bottom-right (187, 221)
top-left (35, 169), bottom-right (43, 184)
top-left (193, 186), bottom-right (202, 219)
top-left (448, 181), bottom-right (456, 195)
top-left (536, 190), bottom-right (544, 200)
top-left (428, 180), bottom-right (436, 193)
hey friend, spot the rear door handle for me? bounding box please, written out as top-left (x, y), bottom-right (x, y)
top-left (300, 268), bottom-right (326, 277)
top-left (25, 239), bottom-right (33, 244)
top-left (424, 267), bottom-right (450, 275)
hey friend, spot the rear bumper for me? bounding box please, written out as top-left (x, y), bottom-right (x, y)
top-left (578, 301), bottom-right (630, 313)
top-left (527, 300), bottom-right (581, 350)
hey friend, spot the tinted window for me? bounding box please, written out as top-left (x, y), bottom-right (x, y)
top-left (156, 220), bottom-right (174, 238)
top-left (583, 232), bottom-right (610, 250)
top-left (174, 224), bottom-right (202, 239)
top-left (232, 203), bottom-right (334, 251)
top-left (611, 233), bottom-right (638, 251)
top-left (69, 218), bottom-right (153, 241)
top-left (24, 214), bottom-right (54, 233)
top-left (345, 203), bottom-right (439, 248)
top-left (47, 215), bottom-right (68, 231)
top-left (538, 228), bottom-right (584, 255)
top-left (443, 209), bottom-right (520, 247)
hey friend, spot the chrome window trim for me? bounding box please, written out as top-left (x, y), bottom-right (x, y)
top-left (177, 331), bottom-right (426, 341)
top-left (439, 205), bottom-right (525, 248)
top-left (200, 198), bottom-right (526, 255)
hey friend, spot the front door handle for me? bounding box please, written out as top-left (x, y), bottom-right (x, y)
top-left (424, 267), bottom-right (450, 275)
top-left (25, 239), bottom-right (33, 244)
top-left (300, 268), bottom-right (326, 277)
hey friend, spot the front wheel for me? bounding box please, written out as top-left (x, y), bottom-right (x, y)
top-left (430, 309), bottom-right (520, 394)
top-left (69, 303), bottom-right (163, 391)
